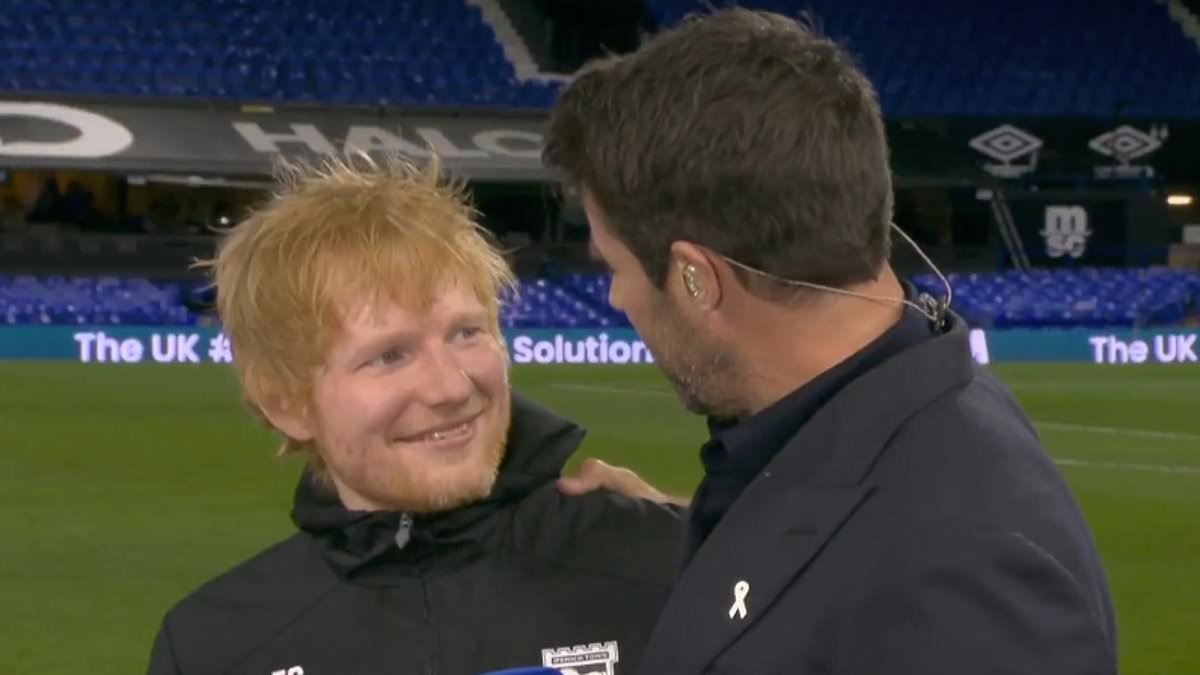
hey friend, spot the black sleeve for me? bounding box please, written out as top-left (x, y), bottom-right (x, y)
top-left (147, 617), bottom-right (182, 675)
top-left (515, 485), bottom-right (686, 588)
top-left (837, 528), bottom-right (1116, 675)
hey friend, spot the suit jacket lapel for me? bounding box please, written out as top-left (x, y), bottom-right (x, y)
top-left (637, 407), bottom-right (872, 675)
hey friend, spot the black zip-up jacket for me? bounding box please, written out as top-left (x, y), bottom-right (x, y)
top-left (147, 393), bottom-right (684, 675)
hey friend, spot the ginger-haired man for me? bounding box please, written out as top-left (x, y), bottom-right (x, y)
top-left (146, 154), bottom-right (682, 675)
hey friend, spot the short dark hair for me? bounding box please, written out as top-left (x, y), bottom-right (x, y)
top-left (544, 8), bottom-right (893, 297)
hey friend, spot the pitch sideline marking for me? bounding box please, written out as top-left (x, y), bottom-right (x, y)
top-left (548, 382), bottom-right (1200, 475)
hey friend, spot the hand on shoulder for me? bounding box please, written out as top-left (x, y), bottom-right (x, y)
top-left (558, 458), bottom-right (690, 507)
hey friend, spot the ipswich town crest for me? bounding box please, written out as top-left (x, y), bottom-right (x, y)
top-left (541, 641), bottom-right (620, 675)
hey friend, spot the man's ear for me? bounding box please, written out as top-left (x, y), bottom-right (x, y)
top-left (258, 392), bottom-right (316, 443)
top-left (668, 240), bottom-right (722, 310)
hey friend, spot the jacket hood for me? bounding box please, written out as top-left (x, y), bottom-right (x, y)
top-left (290, 391), bottom-right (586, 577)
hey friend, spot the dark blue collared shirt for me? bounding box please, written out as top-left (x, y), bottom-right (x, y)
top-left (682, 298), bottom-right (938, 568)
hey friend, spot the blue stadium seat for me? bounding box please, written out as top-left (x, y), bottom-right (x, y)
top-left (4, 269), bottom-right (1196, 329)
top-left (0, 275), bottom-right (198, 326)
top-left (5, 0), bottom-right (1194, 114)
top-left (0, 0), bottom-right (550, 108)
top-left (644, 0), bottom-right (1200, 117)
top-left (912, 267), bottom-right (1200, 329)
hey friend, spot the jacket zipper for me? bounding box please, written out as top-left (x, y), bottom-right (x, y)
top-left (395, 513), bottom-right (413, 549)
top-left (396, 513), bottom-right (437, 675)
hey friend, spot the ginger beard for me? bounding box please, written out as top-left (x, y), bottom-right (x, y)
top-left (313, 386), bottom-right (512, 514)
top-left (302, 284), bottom-right (514, 514)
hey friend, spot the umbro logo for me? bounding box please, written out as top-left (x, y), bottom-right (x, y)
top-left (1088, 125), bottom-right (1165, 162)
top-left (1088, 124), bottom-right (1168, 179)
top-left (968, 124), bottom-right (1042, 178)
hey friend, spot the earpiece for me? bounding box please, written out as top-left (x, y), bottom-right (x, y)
top-left (681, 264), bottom-right (703, 298)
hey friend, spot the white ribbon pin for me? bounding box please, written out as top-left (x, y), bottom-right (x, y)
top-left (728, 580), bottom-right (750, 620)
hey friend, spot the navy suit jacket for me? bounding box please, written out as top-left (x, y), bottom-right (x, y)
top-left (637, 316), bottom-right (1117, 675)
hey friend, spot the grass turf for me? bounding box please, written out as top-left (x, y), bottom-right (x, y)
top-left (0, 361), bottom-right (1196, 674)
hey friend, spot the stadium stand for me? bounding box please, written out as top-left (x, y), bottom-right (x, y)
top-left (2, 0), bottom-right (1197, 115)
top-left (0, 274), bottom-right (630, 328)
top-left (0, 0), bottom-right (557, 107)
top-left (644, 0), bottom-right (1200, 117)
top-left (0, 275), bottom-right (199, 326)
top-left (4, 269), bottom-right (1199, 330)
top-left (500, 275), bottom-right (629, 329)
top-left (913, 267), bottom-right (1200, 329)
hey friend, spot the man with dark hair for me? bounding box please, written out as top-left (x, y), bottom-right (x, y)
top-left (545, 9), bottom-right (1117, 675)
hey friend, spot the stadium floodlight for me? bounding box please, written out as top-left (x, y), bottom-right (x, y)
top-left (1167, 194), bottom-right (1194, 206)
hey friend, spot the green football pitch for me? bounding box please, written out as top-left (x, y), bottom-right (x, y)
top-left (0, 361), bottom-right (1196, 675)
